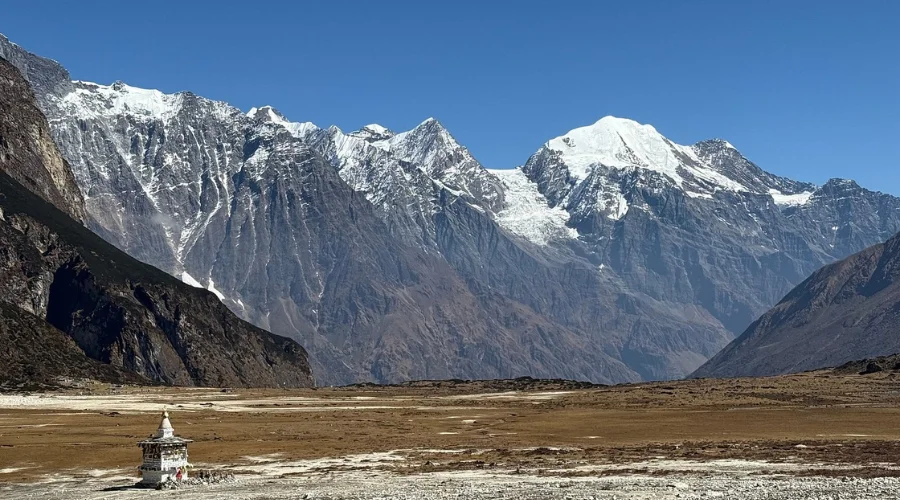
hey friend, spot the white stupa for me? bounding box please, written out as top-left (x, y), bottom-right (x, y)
top-left (137, 411), bottom-right (192, 486)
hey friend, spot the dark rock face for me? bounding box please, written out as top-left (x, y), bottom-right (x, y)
top-left (0, 168), bottom-right (314, 387)
top-left (0, 57), bottom-right (313, 388)
top-left (692, 139), bottom-right (815, 195)
top-left (0, 301), bottom-right (144, 389)
top-left (833, 354), bottom-right (900, 376)
top-left (692, 231), bottom-right (900, 378)
top-left (3, 34), bottom-right (899, 385)
top-left (0, 49), bottom-right (84, 222)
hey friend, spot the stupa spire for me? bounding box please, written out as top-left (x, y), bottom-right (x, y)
top-left (156, 410), bottom-right (174, 438)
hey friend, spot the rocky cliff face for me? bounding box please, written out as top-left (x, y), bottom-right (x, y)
top-left (0, 39), bottom-right (85, 222)
top-left (0, 56), bottom-right (314, 388)
top-left (692, 231), bottom-right (900, 378)
top-left (0, 301), bottom-right (145, 389)
top-left (3, 34), bottom-right (899, 385)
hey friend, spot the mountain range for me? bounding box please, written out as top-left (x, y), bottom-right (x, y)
top-left (3, 33), bottom-right (899, 385)
top-left (0, 55), bottom-right (314, 388)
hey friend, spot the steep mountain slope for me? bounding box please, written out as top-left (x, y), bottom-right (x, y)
top-left (0, 56), bottom-right (314, 388)
top-left (515, 117), bottom-right (900, 337)
top-left (692, 231), bottom-right (900, 378)
top-left (0, 42), bottom-right (85, 222)
top-left (4, 34), bottom-right (898, 384)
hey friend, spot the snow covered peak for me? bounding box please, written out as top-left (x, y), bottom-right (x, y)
top-left (543, 116), bottom-right (750, 196)
top-left (351, 117), bottom-right (504, 211)
top-left (247, 105), bottom-right (288, 122)
top-left (247, 105), bottom-right (318, 139)
top-left (416, 117), bottom-right (450, 136)
top-left (529, 115), bottom-right (827, 213)
top-left (61, 80), bottom-right (184, 121)
top-left (372, 117), bottom-right (457, 156)
top-left (363, 123), bottom-right (391, 135)
top-left (546, 116), bottom-right (683, 180)
top-left (824, 178), bottom-right (860, 188)
top-left (694, 138), bottom-right (738, 153)
top-left (350, 123), bottom-right (395, 141)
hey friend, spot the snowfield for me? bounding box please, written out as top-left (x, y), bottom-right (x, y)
top-left (489, 167), bottom-right (579, 245)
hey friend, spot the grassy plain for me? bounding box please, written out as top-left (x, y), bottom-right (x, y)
top-left (3, 369), bottom-right (900, 484)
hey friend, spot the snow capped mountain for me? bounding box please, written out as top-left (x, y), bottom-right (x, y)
top-left (249, 114), bottom-right (507, 248)
top-left (511, 116), bottom-right (858, 248)
top-left (5, 33), bottom-right (900, 386)
top-left (300, 119), bottom-right (453, 248)
top-left (3, 38), bottom-right (645, 385)
top-left (44, 80), bottom-right (248, 275)
top-left (237, 111), bottom-right (503, 235)
top-left (517, 115), bottom-right (900, 350)
top-left (531, 116), bottom-right (817, 213)
top-left (60, 80), bottom-right (185, 120)
top-left (546, 116), bottom-right (745, 194)
top-left (0, 55), bottom-right (314, 389)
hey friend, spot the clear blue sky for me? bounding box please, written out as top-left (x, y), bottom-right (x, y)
top-left (3, 1), bottom-right (898, 192)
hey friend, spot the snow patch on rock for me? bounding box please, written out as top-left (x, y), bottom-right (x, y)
top-left (768, 189), bottom-right (814, 207)
top-left (180, 272), bottom-right (204, 288)
top-left (207, 278), bottom-right (226, 301)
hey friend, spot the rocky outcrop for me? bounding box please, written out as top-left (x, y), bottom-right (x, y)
top-left (692, 231), bottom-right (900, 378)
top-left (0, 57), bottom-right (314, 388)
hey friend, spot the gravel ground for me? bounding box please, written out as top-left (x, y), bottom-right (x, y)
top-left (4, 462), bottom-right (900, 499)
